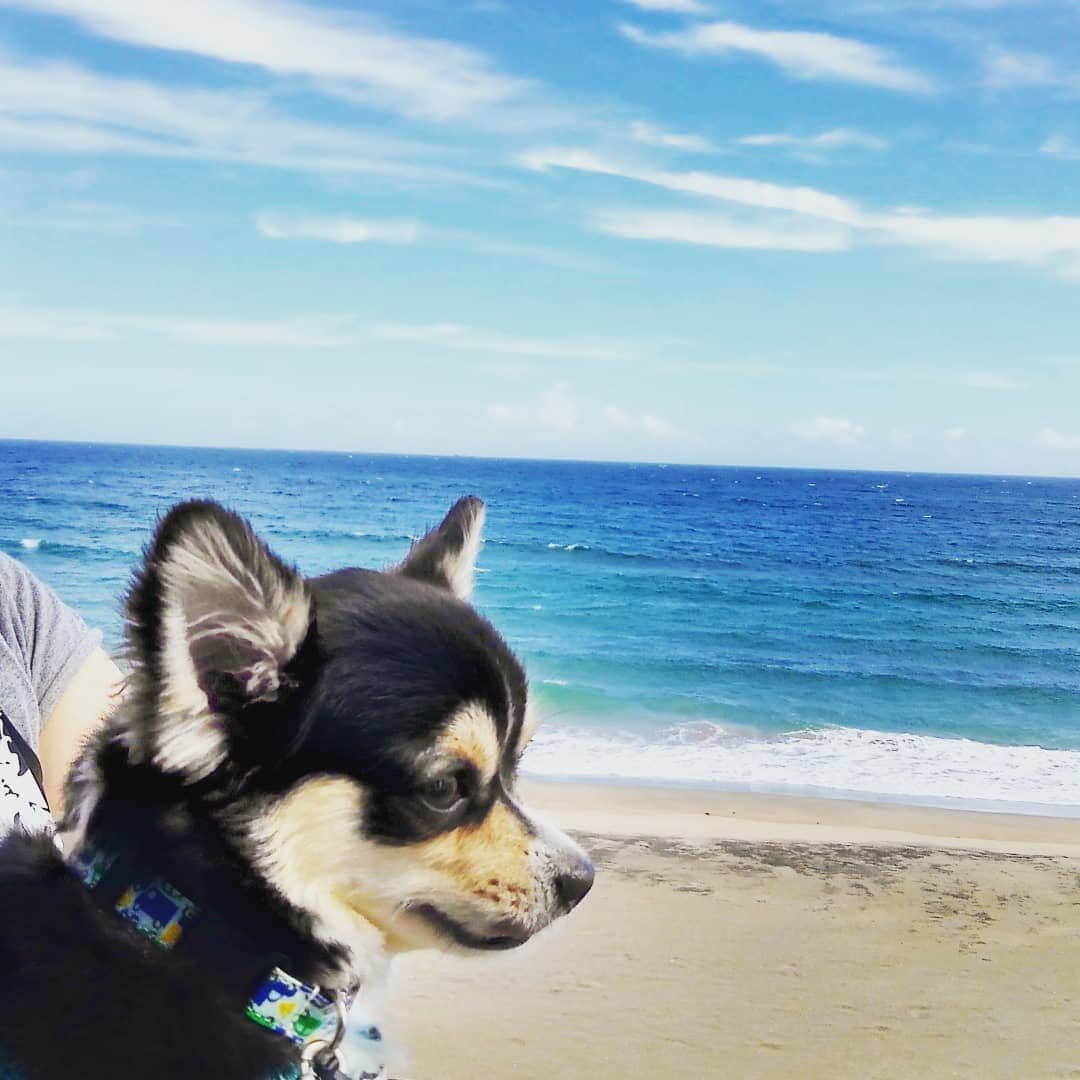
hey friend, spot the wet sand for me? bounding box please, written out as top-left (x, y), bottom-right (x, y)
top-left (384, 780), bottom-right (1080, 1079)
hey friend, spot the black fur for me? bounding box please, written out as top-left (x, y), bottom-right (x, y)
top-left (0, 496), bottom-right (538, 1079)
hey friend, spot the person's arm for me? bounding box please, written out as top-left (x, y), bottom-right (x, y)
top-left (39, 646), bottom-right (124, 817)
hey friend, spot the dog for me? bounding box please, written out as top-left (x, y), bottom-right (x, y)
top-left (0, 497), bottom-right (594, 1079)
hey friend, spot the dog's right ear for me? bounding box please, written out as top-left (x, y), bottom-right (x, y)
top-left (127, 500), bottom-right (311, 780)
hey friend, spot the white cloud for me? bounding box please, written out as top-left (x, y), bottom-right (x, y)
top-left (983, 47), bottom-right (1080, 92)
top-left (602, 403), bottom-right (676, 437)
top-left (944, 426), bottom-right (968, 443)
top-left (874, 211), bottom-right (1080, 278)
top-left (0, 57), bottom-right (475, 183)
top-left (488, 391), bottom-right (675, 441)
top-left (1, 199), bottom-right (177, 234)
top-left (854, 0), bottom-right (1029, 9)
top-left (371, 322), bottom-right (635, 361)
top-left (487, 383), bottom-right (579, 433)
top-left (521, 147), bottom-right (862, 223)
top-left (1040, 426), bottom-right (1080, 450)
top-left (737, 128), bottom-right (888, 153)
top-left (642, 413), bottom-right (674, 436)
top-left (593, 208), bottom-right (851, 251)
top-left (255, 213), bottom-right (608, 272)
top-left (538, 384), bottom-right (580, 432)
top-left (256, 214), bottom-right (421, 245)
top-left (962, 371), bottom-right (1025, 391)
top-left (0, 307), bottom-right (363, 347)
top-left (1041, 135), bottom-right (1080, 160)
top-left (0, 306), bottom-right (637, 357)
top-left (523, 146), bottom-right (1080, 279)
top-left (618, 0), bottom-right (710, 12)
top-left (620, 20), bottom-right (936, 94)
top-left (792, 416), bottom-right (866, 445)
top-left (630, 121), bottom-right (715, 153)
top-left (0, 0), bottom-right (524, 120)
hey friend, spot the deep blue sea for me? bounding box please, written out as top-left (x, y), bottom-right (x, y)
top-left (4, 439), bottom-right (1080, 814)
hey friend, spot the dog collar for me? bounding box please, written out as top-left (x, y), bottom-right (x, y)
top-left (68, 846), bottom-right (386, 1079)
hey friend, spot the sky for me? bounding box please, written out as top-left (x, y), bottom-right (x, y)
top-left (2, 0), bottom-right (1080, 474)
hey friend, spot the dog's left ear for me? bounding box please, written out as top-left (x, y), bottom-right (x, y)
top-left (128, 500), bottom-right (312, 778)
top-left (396, 495), bottom-right (485, 601)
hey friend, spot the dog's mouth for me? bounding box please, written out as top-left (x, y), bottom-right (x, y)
top-left (411, 903), bottom-right (532, 951)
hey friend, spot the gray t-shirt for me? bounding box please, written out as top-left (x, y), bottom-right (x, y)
top-left (1, 552), bottom-right (101, 836)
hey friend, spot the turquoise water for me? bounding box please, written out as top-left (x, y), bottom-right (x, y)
top-left (4, 439), bottom-right (1080, 812)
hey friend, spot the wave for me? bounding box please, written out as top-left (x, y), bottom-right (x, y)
top-left (19, 538), bottom-right (41, 550)
top-left (520, 722), bottom-right (1080, 813)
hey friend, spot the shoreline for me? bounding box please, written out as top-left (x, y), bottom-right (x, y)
top-left (388, 777), bottom-right (1080, 1079)
top-left (518, 776), bottom-right (1080, 855)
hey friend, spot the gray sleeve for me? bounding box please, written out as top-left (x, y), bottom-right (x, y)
top-left (0, 552), bottom-right (102, 735)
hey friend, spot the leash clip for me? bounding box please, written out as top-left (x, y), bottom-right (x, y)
top-left (298, 995), bottom-right (348, 1079)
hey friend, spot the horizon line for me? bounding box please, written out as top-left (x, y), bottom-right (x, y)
top-left (4, 436), bottom-right (1079, 484)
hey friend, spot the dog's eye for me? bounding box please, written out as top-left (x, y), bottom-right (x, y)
top-left (419, 776), bottom-right (465, 814)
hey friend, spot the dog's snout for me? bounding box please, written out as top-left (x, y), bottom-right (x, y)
top-left (554, 854), bottom-right (595, 913)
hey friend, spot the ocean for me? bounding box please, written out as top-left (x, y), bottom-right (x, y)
top-left (4, 439), bottom-right (1080, 815)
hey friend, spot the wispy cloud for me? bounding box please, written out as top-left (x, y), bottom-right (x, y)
top-left (1040, 426), bottom-right (1080, 450)
top-left (256, 213), bottom-right (609, 271)
top-left (0, 0), bottom-right (525, 120)
top-left (593, 207), bottom-right (851, 251)
top-left (0, 306), bottom-right (363, 347)
top-left (602, 403), bottom-right (676, 437)
top-left (372, 322), bottom-right (635, 361)
top-left (1040, 134), bottom-right (1080, 160)
top-left (874, 210), bottom-right (1080, 279)
top-left (0, 199), bottom-right (178, 233)
top-left (523, 147), bottom-right (1080, 278)
top-left (983, 47), bottom-right (1080, 92)
top-left (522, 147), bottom-right (861, 222)
top-left (256, 214), bottom-right (421, 245)
top-left (737, 128), bottom-right (888, 153)
top-left (620, 20), bottom-right (936, 94)
top-left (487, 385), bottom-right (677, 440)
top-left (630, 121), bottom-right (715, 153)
top-left (0, 306), bottom-right (638, 357)
top-left (0, 56), bottom-right (478, 183)
top-left (487, 384), bottom-right (580, 434)
top-left (962, 370), bottom-right (1025, 390)
top-left (617, 0), bottom-right (711, 14)
top-left (792, 416), bottom-right (866, 445)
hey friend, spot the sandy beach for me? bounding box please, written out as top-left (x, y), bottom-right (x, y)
top-left (385, 780), bottom-right (1080, 1079)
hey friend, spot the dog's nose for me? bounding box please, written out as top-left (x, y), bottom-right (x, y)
top-left (554, 855), bottom-right (595, 912)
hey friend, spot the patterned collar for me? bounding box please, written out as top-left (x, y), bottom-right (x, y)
top-left (68, 846), bottom-right (387, 1079)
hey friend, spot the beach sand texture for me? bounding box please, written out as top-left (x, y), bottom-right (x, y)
top-left (386, 782), bottom-right (1080, 1079)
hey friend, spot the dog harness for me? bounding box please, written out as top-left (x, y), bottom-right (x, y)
top-left (67, 846), bottom-right (390, 1080)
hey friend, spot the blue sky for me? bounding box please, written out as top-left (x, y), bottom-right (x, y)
top-left (2, 0), bottom-right (1080, 474)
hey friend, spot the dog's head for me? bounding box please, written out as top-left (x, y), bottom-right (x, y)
top-left (85, 498), bottom-right (592, 970)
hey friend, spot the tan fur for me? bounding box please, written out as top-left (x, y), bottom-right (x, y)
top-left (245, 775), bottom-right (389, 987)
top-left (410, 801), bottom-right (533, 912)
top-left (438, 702), bottom-right (500, 785)
top-left (248, 765), bottom-right (572, 965)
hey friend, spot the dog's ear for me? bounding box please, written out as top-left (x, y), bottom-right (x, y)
top-left (127, 500), bottom-right (311, 778)
top-left (396, 495), bottom-right (485, 601)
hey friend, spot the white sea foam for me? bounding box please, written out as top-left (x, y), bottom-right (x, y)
top-left (521, 723), bottom-right (1080, 814)
top-left (19, 538), bottom-right (41, 550)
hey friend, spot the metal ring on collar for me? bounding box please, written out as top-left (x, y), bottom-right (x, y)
top-left (298, 995), bottom-right (348, 1078)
